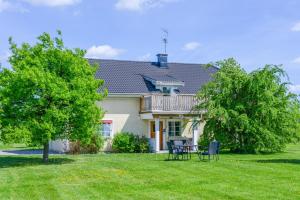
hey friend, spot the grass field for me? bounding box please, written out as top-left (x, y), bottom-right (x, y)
top-left (0, 144), bottom-right (299, 200)
top-left (0, 143), bottom-right (26, 150)
top-left (0, 142), bottom-right (41, 150)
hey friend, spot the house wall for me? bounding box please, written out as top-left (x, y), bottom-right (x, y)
top-left (96, 97), bottom-right (148, 151)
top-left (97, 97), bottom-right (148, 137)
top-left (49, 139), bottom-right (70, 153)
top-left (182, 120), bottom-right (205, 139)
top-left (96, 96), bottom-right (205, 151)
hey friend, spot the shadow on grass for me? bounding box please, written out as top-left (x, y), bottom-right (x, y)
top-left (163, 159), bottom-right (190, 162)
top-left (255, 159), bottom-right (300, 165)
top-left (0, 156), bottom-right (75, 168)
top-left (1, 149), bottom-right (63, 155)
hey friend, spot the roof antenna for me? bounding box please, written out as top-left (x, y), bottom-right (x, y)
top-left (162, 28), bottom-right (168, 54)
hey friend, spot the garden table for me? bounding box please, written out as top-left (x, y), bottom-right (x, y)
top-left (174, 144), bottom-right (198, 160)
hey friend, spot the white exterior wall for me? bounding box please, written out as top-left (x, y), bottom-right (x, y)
top-left (97, 97), bottom-right (206, 151)
top-left (97, 97), bottom-right (148, 136)
top-left (49, 139), bottom-right (70, 153)
top-left (97, 97), bottom-right (148, 151)
top-left (50, 96), bottom-right (205, 153)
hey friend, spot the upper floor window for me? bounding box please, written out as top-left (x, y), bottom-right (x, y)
top-left (168, 121), bottom-right (181, 137)
top-left (97, 120), bottom-right (113, 137)
top-left (162, 87), bottom-right (171, 94)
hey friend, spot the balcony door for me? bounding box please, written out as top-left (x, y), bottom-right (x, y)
top-left (150, 121), bottom-right (163, 150)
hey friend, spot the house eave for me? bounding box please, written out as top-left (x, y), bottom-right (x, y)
top-left (108, 93), bottom-right (145, 97)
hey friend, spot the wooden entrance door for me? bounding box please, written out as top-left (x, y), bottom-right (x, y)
top-left (150, 121), bottom-right (163, 150)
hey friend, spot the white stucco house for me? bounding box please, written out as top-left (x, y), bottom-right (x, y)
top-left (50, 53), bottom-right (217, 153)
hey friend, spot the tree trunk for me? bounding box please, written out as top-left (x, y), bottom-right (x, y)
top-left (43, 142), bottom-right (49, 163)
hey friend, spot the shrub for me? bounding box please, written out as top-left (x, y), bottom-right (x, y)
top-left (69, 134), bottom-right (104, 154)
top-left (198, 136), bottom-right (210, 149)
top-left (112, 132), bottom-right (135, 153)
top-left (135, 136), bottom-right (150, 153)
top-left (112, 132), bottom-right (149, 153)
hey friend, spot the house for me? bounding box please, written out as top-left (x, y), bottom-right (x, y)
top-left (90, 53), bottom-right (218, 152)
top-left (49, 53), bottom-right (217, 153)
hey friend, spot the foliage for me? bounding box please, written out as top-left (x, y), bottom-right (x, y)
top-left (0, 31), bottom-right (107, 161)
top-left (196, 58), bottom-right (300, 153)
top-left (112, 132), bottom-right (150, 153)
top-left (69, 134), bottom-right (104, 154)
top-left (134, 136), bottom-right (150, 153)
top-left (112, 132), bottom-right (135, 153)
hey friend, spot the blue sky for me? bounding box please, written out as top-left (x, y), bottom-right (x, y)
top-left (0, 0), bottom-right (300, 94)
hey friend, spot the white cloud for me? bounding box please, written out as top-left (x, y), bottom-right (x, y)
top-left (291, 57), bottom-right (300, 64)
top-left (0, 0), bottom-right (27, 12)
top-left (85, 45), bottom-right (124, 59)
top-left (137, 53), bottom-right (151, 61)
top-left (23, 0), bottom-right (81, 7)
top-left (115, 0), bottom-right (141, 11)
top-left (289, 85), bottom-right (300, 94)
top-left (291, 22), bottom-right (300, 32)
top-left (115, 0), bottom-right (178, 12)
top-left (0, 0), bottom-right (10, 12)
top-left (182, 42), bottom-right (201, 51)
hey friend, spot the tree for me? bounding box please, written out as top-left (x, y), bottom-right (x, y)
top-left (0, 31), bottom-right (107, 162)
top-left (196, 58), bottom-right (300, 153)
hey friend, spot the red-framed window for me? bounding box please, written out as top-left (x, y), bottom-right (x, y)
top-left (97, 120), bottom-right (113, 137)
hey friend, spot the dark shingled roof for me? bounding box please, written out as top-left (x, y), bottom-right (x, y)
top-left (89, 59), bottom-right (218, 94)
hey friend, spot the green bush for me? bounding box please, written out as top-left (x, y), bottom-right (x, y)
top-left (135, 136), bottom-right (150, 153)
top-left (112, 132), bottom-right (149, 153)
top-left (198, 135), bottom-right (211, 150)
top-left (70, 134), bottom-right (104, 154)
top-left (112, 132), bottom-right (135, 153)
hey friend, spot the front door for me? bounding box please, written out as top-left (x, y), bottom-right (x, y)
top-left (150, 121), bottom-right (163, 150)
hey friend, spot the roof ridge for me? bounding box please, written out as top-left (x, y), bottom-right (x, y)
top-left (87, 58), bottom-right (218, 68)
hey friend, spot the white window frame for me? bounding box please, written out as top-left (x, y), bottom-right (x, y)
top-left (98, 120), bottom-right (113, 138)
top-left (167, 119), bottom-right (182, 137)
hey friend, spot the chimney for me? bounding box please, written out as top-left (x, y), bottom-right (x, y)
top-left (156, 53), bottom-right (168, 68)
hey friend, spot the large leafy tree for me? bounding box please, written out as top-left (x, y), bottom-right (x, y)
top-left (0, 31), bottom-right (106, 162)
top-left (196, 58), bottom-right (300, 153)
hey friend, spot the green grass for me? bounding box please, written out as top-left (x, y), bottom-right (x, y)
top-left (0, 142), bottom-right (42, 150)
top-left (0, 142), bottom-right (25, 150)
top-left (0, 145), bottom-right (299, 200)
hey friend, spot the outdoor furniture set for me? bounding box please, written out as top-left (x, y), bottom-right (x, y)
top-left (167, 140), bottom-right (220, 161)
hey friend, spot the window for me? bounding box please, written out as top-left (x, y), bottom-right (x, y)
top-left (162, 87), bottom-right (171, 94)
top-left (97, 120), bottom-right (112, 137)
top-left (168, 121), bottom-right (181, 136)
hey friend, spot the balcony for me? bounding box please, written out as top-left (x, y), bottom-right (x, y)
top-left (140, 94), bottom-right (199, 114)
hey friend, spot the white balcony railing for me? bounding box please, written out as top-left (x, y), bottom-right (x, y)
top-left (140, 94), bottom-right (198, 113)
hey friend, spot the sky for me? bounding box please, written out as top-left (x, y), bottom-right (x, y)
top-left (0, 0), bottom-right (300, 94)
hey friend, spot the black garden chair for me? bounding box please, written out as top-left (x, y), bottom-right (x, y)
top-left (167, 141), bottom-right (185, 160)
top-left (198, 140), bottom-right (220, 161)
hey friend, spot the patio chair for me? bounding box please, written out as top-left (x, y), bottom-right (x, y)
top-left (173, 140), bottom-right (183, 146)
top-left (198, 140), bottom-right (220, 161)
top-left (167, 141), bottom-right (185, 160)
top-left (173, 140), bottom-right (189, 160)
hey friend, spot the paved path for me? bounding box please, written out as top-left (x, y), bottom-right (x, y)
top-left (0, 151), bottom-right (18, 155)
top-left (0, 149), bottom-right (62, 155)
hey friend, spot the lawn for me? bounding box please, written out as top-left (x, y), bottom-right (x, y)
top-left (0, 142), bottom-right (41, 150)
top-left (0, 145), bottom-right (299, 200)
top-left (0, 142), bottom-right (26, 150)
